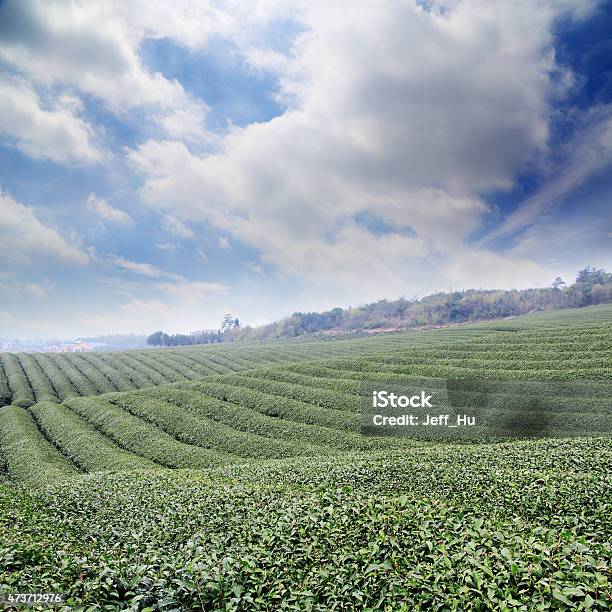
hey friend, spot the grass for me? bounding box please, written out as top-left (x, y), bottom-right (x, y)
top-left (0, 304), bottom-right (610, 608)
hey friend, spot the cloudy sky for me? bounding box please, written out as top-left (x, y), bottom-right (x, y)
top-left (1, 0), bottom-right (611, 338)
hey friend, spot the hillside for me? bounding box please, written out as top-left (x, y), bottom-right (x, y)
top-left (223, 268), bottom-right (612, 340)
top-left (0, 320), bottom-right (493, 409)
top-left (1, 305), bottom-right (611, 608)
top-left (2, 304), bottom-right (611, 410)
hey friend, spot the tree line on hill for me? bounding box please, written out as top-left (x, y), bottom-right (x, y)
top-left (146, 315), bottom-right (239, 347)
top-left (148, 267), bottom-right (612, 345)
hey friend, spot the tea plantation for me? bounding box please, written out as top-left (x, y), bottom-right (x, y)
top-left (0, 326), bottom-right (492, 410)
top-left (0, 305), bottom-right (610, 609)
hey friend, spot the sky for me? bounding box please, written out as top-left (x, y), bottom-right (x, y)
top-left (0, 0), bottom-right (611, 339)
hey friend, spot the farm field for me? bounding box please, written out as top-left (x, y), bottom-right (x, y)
top-left (0, 326), bottom-right (493, 410)
top-left (0, 304), bottom-right (610, 609)
top-left (2, 303), bottom-right (611, 410)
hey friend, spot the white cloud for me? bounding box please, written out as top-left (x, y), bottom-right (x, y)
top-left (217, 236), bottom-right (232, 250)
top-left (120, 299), bottom-right (172, 316)
top-left (156, 243), bottom-right (182, 251)
top-left (1, 0), bottom-right (605, 332)
top-left (111, 256), bottom-right (164, 278)
top-left (0, 191), bottom-right (89, 265)
top-left (158, 99), bottom-right (210, 142)
top-left (77, 292), bottom-right (230, 336)
top-left (443, 248), bottom-right (553, 290)
top-left (246, 261), bottom-right (263, 274)
top-left (162, 215), bottom-right (194, 239)
top-left (244, 47), bottom-right (290, 75)
top-left (21, 279), bottom-right (55, 298)
top-left (0, 0), bottom-right (211, 140)
top-left (484, 105), bottom-right (612, 243)
top-left (504, 194), bottom-right (612, 275)
top-left (75, 274), bottom-right (232, 336)
top-left (0, 76), bottom-right (103, 163)
top-left (103, 255), bottom-right (227, 307)
top-left (128, 0), bottom-right (598, 294)
top-left (156, 280), bottom-right (229, 304)
top-left (78, 299), bottom-right (173, 336)
top-left (111, 0), bottom-right (236, 51)
top-left (87, 193), bottom-right (133, 227)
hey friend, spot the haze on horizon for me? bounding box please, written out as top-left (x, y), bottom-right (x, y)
top-left (1, 0), bottom-right (611, 339)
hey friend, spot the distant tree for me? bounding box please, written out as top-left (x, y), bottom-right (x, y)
top-left (552, 277), bottom-right (566, 290)
top-left (146, 331), bottom-right (164, 346)
top-left (576, 267), bottom-right (608, 285)
top-left (154, 267), bottom-right (612, 343)
top-left (146, 329), bottom-right (223, 346)
top-left (574, 267), bottom-right (612, 306)
top-left (221, 314), bottom-right (235, 332)
top-left (445, 291), bottom-right (466, 322)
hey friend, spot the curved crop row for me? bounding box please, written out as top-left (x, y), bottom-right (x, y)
top-left (142, 352), bottom-right (204, 380)
top-left (64, 397), bottom-right (232, 469)
top-left (242, 367), bottom-right (361, 394)
top-left (181, 354), bottom-right (231, 375)
top-left (0, 405), bottom-right (78, 486)
top-left (134, 386), bottom-right (373, 451)
top-left (108, 392), bottom-right (323, 459)
top-left (199, 350), bottom-right (254, 369)
top-left (313, 355), bottom-right (612, 381)
top-left (188, 381), bottom-right (358, 431)
top-left (227, 346), bottom-right (288, 365)
top-left (0, 354), bottom-right (35, 407)
top-left (185, 352), bottom-right (239, 374)
top-left (30, 401), bottom-right (158, 473)
top-left (62, 354), bottom-right (118, 395)
top-left (114, 353), bottom-right (174, 386)
top-left (220, 374), bottom-right (360, 413)
top-left (374, 352), bottom-right (610, 369)
top-left (16, 354), bottom-right (59, 403)
top-left (128, 353), bottom-right (187, 384)
top-left (80, 353), bottom-right (137, 392)
top-left (96, 353), bottom-right (156, 388)
top-left (0, 361), bottom-right (13, 406)
top-left (45, 354), bottom-right (98, 397)
top-left (31, 353), bottom-right (80, 401)
top-left (0, 306), bottom-right (608, 410)
top-left (163, 351), bottom-right (217, 376)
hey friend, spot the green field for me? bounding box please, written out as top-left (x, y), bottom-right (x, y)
top-left (0, 326), bottom-right (495, 410)
top-left (2, 304), bottom-right (611, 410)
top-left (0, 305), bottom-right (611, 609)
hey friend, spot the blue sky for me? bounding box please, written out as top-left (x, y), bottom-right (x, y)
top-left (0, 0), bottom-right (611, 338)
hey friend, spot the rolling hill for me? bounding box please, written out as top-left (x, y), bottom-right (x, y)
top-left (0, 304), bottom-right (610, 609)
top-left (0, 323), bottom-right (496, 409)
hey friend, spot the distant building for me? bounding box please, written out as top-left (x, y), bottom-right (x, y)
top-left (59, 342), bottom-right (94, 353)
top-left (73, 342), bottom-right (94, 352)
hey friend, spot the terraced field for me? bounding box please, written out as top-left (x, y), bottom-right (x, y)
top-left (0, 326), bottom-right (491, 409)
top-left (0, 304), bottom-right (610, 609)
top-left (2, 304), bottom-right (611, 410)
